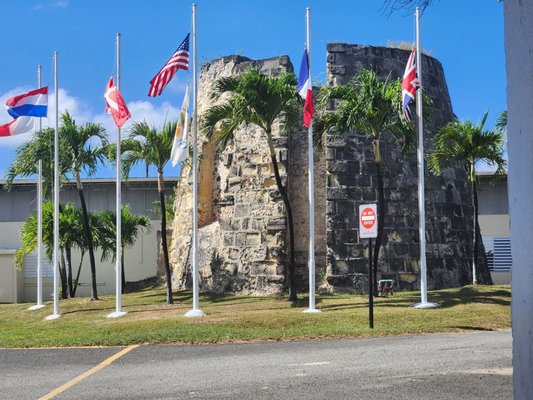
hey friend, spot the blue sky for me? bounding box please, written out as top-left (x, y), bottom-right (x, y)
top-left (0, 0), bottom-right (505, 178)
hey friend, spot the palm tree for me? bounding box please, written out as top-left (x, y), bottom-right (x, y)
top-left (60, 112), bottom-right (108, 300)
top-left (121, 121), bottom-right (176, 304)
top-left (15, 201), bottom-right (88, 298)
top-left (428, 111), bottom-right (506, 284)
top-left (202, 68), bottom-right (301, 301)
top-left (315, 68), bottom-right (416, 293)
top-left (98, 205), bottom-right (151, 293)
top-left (4, 127), bottom-right (68, 195)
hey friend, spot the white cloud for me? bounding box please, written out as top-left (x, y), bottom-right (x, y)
top-left (33, 1), bottom-right (69, 11)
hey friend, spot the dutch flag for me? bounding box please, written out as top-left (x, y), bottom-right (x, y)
top-left (0, 87), bottom-right (48, 137)
top-left (297, 48), bottom-right (314, 128)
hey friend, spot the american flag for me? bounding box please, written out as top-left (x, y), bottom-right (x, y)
top-left (148, 33), bottom-right (190, 97)
top-left (401, 49), bottom-right (420, 122)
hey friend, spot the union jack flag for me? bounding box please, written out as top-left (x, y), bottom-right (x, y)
top-left (148, 33), bottom-right (190, 97)
top-left (401, 49), bottom-right (420, 122)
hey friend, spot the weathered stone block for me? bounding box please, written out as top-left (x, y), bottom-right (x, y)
top-left (330, 65), bottom-right (346, 75)
top-left (222, 153), bottom-right (233, 167)
top-left (234, 204), bottom-right (250, 218)
top-left (328, 43), bottom-right (347, 53)
top-left (326, 200), bottom-right (336, 215)
top-left (258, 163), bottom-right (271, 176)
top-left (228, 248), bottom-right (239, 260)
top-left (327, 187), bottom-right (348, 200)
top-left (219, 219), bottom-right (240, 232)
top-left (235, 232), bottom-right (246, 246)
top-left (245, 232), bottom-right (261, 245)
top-left (223, 233), bottom-right (235, 246)
top-left (326, 135), bottom-right (349, 147)
top-left (329, 160), bottom-right (349, 173)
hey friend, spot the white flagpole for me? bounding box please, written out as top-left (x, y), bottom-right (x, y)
top-left (185, 2), bottom-right (204, 317)
top-left (108, 33), bottom-right (127, 318)
top-left (29, 66), bottom-right (45, 311)
top-left (304, 7), bottom-right (320, 314)
top-left (413, 7), bottom-right (437, 309)
top-left (46, 52), bottom-right (60, 320)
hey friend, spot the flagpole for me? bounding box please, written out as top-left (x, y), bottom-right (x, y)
top-left (303, 7), bottom-right (320, 314)
top-left (29, 66), bottom-right (46, 311)
top-left (46, 52), bottom-right (60, 320)
top-left (37, 64), bottom-right (44, 309)
top-left (108, 33), bottom-right (127, 318)
top-left (413, 7), bottom-right (437, 309)
top-left (185, 2), bottom-right (204, 317)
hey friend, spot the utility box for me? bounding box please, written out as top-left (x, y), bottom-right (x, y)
top-left (0, 250), bottom-right (23, 303)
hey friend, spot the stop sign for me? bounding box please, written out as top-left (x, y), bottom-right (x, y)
top-left (359, 204), bottom-right (378, 239)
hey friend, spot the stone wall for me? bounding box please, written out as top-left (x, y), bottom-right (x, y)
top-left (324, 44), bottom-right (474, 291)
top-left (169, 44), bottom-right (480, 296)
top-left (170, 55), bottom-right (297, 295)
top-left (288, 121), bottom-right (328, 289)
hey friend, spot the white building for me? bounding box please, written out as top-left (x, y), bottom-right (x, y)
top-left (0, 178), bottom-right (176, 303)
top-left (477, 172), bottom-right (511, 285)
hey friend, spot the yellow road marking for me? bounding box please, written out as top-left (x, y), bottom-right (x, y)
top-left (38, 344), bottom-right (139, 400)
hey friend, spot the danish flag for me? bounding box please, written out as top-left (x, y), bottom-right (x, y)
top-left (401, 49), bottom-right (420, 122)
top-left (104, 77), bottom-right (130, 128)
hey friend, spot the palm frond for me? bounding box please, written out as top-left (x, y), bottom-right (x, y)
top-left (429, 111), bottom-right (506, 180)
top-left (201, 68), bottom-right (300, 150)
top-left (496, 110), bottom-right (507, 132)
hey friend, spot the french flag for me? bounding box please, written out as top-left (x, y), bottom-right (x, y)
top-left (297, 49), bottom-right (314, 128)
top-left (0, 87), bottom-right (48, 137)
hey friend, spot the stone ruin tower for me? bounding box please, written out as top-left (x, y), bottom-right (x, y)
top-left (169, 44), bottom-right (476, 295)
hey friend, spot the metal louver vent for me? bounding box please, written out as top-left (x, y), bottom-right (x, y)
top-left (483, 236), bottom-right (512, 272)
top-left (23, 254), bottom-right (54, 278)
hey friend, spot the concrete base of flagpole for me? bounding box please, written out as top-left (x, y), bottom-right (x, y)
top-left (413, 302), bottom-right (439, 309)
top-left (107, 311), bottom-right (127, 318)
top-left (303, 308), bottom-right (322, 313)
top-left (28, 304), bottom-right (46, 311)
top-left (184, 309), bottom-right (205, 317)
top-left (45, 314), bottom-right (60, 320)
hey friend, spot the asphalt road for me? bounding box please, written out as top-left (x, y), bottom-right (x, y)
top-left (0, 330), bottom-right (512, 400)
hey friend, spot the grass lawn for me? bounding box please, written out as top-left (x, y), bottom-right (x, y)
top-left (0, 285), bottom-right (510, 348)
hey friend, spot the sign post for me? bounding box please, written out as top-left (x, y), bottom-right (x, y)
top-left (359, 204), bottom-right (377, 329)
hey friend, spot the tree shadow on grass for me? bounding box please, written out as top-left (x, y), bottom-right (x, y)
top-left (453, 326), bottom-right (495, 331)
top-left (129, 286), bottom-right (509, 311)
top-left (61, 307), bottom-right (112, 315)
top-left (425, 286), bottom-right (511, 309)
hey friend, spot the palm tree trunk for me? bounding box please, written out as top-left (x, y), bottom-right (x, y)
top-left (66, 246), bottom-right (74, 298)
top-left (72, 253), bottom-right (84, 298)
top-left (471, 178), bottom-right (477, 285)
top-left (59, 250), bottom-right (68, 299)
top-left (76, 175), bottom-right (98, 300)
top-left (472, 178), bottom-right (493, 285)
top-left (373, 161), bottom-right (385, 296)
top-left (121, 246), bottom-right (126, 294)
top-left (159, 171), bottom-right (173, 305)
top-left (267, 131), bottom-right (297, 301)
